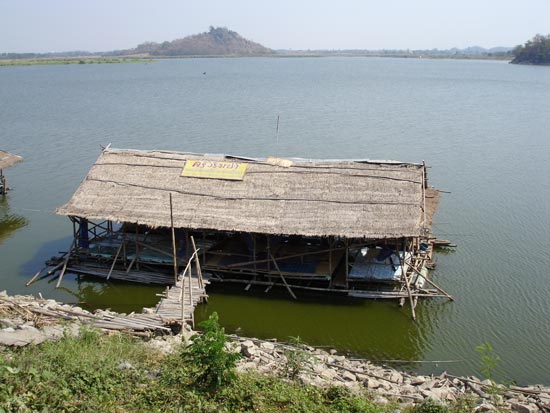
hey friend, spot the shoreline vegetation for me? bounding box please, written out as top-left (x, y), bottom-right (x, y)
top-left (0, 57), bottom-right (153, 67)
top-left (1, 291), bottom-right (549, 412)
top-left (0, 53), bottom-right (511, 68)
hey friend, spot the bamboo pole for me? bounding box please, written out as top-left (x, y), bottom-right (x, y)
top-left (26, 265), bottom-right (50, 286)
top-left (188, 257), bottom-right (194, 328)
top-left (226, 246), bottom-right (347, 268)
top-left (190, 236), bottom-right (203, 290)
top-left (56, 238), bottom-right (76, 289)
top-left (169, 193), bottom-right (178, 285)
top-left (107, 241), bottom-right (123, 280)
top-left (398, 241), bottom-right (416, 320)
top-left (407, 263), bottom-right (454, 301)
top-left (269, 253), bottom-right (297, 300)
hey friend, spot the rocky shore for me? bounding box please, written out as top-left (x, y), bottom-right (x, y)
top-left (1, 291), bottom-right (549, 412)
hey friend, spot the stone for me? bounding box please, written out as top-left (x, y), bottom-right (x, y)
top-left (0, 326), bottom-right (46, 346)
top-left (241, 340), bottom-right (257, 357)
top-left (510, 402), bottom-right (539, 413)
top-left (474, 403), bottom-right (496, 412)
top-left (117, 361), bottom-right (135, 371)
top-left (421, 389), bottom-right (442, 402)
top-left (389, 372), bottom-right (403, 384)
top-left (411, 376), bottom-right (426, 386)
top-left (42, 325), bottom-right (65, 340)
top-left (343, 381), bottom-right (362, 392)
top-left (319, 367), bottom-right (337, 381)
top-left (373, 396), bottom-right (389, 405)
top-left (356, 373), bottom-right (369, 381)
top-left (329, 349), bottom-right (337, 355)
top-left (399, 384), bottom-right (416, 395)
top-left (259, 342), bottom-right (275, 352)
top-left (366, 378), bottom-right (381, 389)
top-left (341, 370), bottom-right (356, 381)
top-left (419, 379), bottom-right (437, 389)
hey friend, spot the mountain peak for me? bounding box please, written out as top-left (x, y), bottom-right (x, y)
top-left (133, 27), bottom-right (272, 56)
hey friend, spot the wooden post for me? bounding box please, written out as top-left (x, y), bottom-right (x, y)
top-left (135, 224), bottom-right (140, 271)
top-left (170, 193), bottom-right (178, 285)
top-left (190, 236), bottom-right (204, 291)
top-left (202, 231), bottom-right (206, 263)
top-left (345, 238), bottom-right (349, 289)
top-left (253, 234), bottom-right (257, 272)
top-left (328, 236), bottom-right (333, 275)
top-left (266, 235), bottom-right (271, 273)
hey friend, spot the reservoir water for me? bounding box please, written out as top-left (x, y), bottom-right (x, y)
top-left (1, 57), bottom-right (549, 384)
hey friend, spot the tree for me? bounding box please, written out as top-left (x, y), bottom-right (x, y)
top-left (511, 34), bottom-right (550, 65)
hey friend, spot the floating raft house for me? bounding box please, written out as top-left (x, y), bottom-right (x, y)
top-left (46, 147), bottom-right (450, 320)
top-left (0, 150), bottom-right (23, 195)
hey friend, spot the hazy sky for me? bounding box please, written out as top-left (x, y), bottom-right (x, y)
top-left (1, 0), bottom-right (549, 52)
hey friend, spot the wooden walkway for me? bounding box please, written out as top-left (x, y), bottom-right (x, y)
top-left (153, 270), bottom-right (209, 326)
top-left (77, 268), bottom-right (209, 333)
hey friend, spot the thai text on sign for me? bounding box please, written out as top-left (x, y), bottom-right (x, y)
top-left (181, 160), bottom-right (247, 180)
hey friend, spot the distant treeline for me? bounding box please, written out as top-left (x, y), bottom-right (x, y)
top-left (278, 46), bottom-right (512, 58)
top-left (511, 34), bottom-right (550, 65)
top-left (0, 50), bottom-right (125, 60)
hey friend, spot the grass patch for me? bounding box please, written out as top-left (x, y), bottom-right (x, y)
top-left (0, 325), bottom-right (480, 412)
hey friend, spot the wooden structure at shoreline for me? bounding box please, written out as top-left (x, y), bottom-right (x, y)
top-left (0, 150), bottom-right (23, 195)
top-left (33, 147), bottom-right (451, 321)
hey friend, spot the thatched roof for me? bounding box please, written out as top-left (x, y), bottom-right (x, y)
top-left (57, 148), bottom-right (435, 239)
top-left (0, 150), bottom-right (23, 169)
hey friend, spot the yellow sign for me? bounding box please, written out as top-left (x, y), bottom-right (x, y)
top-left (181, 160), bottom-right (247, 180)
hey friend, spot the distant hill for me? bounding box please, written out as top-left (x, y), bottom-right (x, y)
top-left (511, 34), bottom-right (550, 65)
top-left (130, 27), bottom-right (272, 57)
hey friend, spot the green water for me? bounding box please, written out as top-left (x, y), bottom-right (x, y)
top-left (1, 57), bottom-right (549, 384)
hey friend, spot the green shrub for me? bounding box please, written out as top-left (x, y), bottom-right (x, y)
top-left (475, 343), bottom-right (501, 382)
top-left (284, 335), bottom-right (314, 380)
top-left (182, 312), bottom-right (241, 390)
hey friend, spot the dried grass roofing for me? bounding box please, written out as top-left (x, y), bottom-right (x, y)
top-left (57, 148), bottom-right (438, 239)
top-left (0, 150), bottom-right (23, 169)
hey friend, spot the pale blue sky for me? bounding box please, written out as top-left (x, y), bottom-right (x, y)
top-left (1, 0), bottom-right (549, 52)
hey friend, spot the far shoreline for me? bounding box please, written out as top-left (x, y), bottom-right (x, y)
top-left (0, 53), bottom-right (513, 67)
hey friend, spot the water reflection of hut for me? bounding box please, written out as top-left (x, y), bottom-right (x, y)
top-left (47, 147), bottom-right (451, 319)
top-left (0, 150), bottom-right (23, 195)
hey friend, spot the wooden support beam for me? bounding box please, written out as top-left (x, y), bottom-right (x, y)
top-left (226, 246), bottom-right (346, 269)
top-left (269, 253), bottom-right (297, 300)
top-left (107, 241), bottom-right (124, 280)
top-left (407, 263), bottom-right (454, 301)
